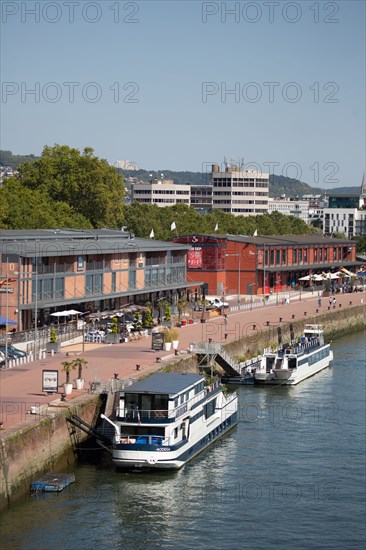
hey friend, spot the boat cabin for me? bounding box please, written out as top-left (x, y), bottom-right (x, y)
top-left (114, 373), bottom-right (219, 446)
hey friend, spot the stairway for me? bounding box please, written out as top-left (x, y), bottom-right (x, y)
top-left (194, 342), bottom-right (242, 377)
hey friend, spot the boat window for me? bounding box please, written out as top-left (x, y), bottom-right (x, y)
top-left (288, 358), bottom-right (297, 370)
top-left (204, 398), bottom-right (217, 419)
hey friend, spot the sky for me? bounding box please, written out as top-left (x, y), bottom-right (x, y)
top-left (1, 0), bottom-right (365, 188)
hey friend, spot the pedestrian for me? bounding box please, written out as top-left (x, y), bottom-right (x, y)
top-left (224, 314), bottom-right (228, 326)
top-left (317, 297), bottom-right (322, 307)
top-left (333, 297), bottom-right (336, 309)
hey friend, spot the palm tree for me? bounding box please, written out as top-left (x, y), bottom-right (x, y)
top-left (61, 360), bottom-right (76, 384)
top-left (73, 357), bottom-right (88, 380)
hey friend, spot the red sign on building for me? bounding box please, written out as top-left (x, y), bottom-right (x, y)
top-left (188, 248), bottom-right (202, 269)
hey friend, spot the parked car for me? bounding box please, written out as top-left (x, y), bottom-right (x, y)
top-left (207, 298), bottom-right (229, 309)
top-left (0, 351), bottom-right (5, 368)
top-left (0, 345), bottom-right (27, 359)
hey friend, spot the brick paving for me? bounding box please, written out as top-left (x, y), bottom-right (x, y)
top-left (0, 291), bottom-right (364, 433)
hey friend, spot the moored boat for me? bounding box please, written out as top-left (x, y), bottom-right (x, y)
top-left (99, 372), bottom-right (238, 469)
top-left (253, 324), bottom-right (333, 385)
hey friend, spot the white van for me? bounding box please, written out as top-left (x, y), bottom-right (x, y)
top-left (206, 298), bottom-right (229, 309)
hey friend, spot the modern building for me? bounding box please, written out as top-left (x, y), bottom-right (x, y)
top-left (132, 163), bottom-right (269, 216)
top-left (268, 197), bottom-right (310, 224)
top-left (323, 177), bottom-right (366, 237)
top-left (0, 229), bottom-right (196, 331)
top-left (173, 234), bottom-right (359, 297)
top-left (211, 163), bottom-right (269, 216)
top-left (132, 180), bottom-right (191, 207)
top-left (189, 185), bottom-right (213, 214)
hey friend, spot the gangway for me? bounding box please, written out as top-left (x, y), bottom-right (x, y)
top-left (192, 342), bottom-right (243, 377)
top-left (66, 414), bottom-right (113, 451)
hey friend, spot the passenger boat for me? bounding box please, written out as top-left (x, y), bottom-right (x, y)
top-left (253, 324), bottom-right (333, 385)
top-left (100, 372), bottom-right (238, 469)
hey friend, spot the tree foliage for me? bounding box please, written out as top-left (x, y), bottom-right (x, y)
top-left (0, 180), bottom-right (92, 230)
top-left (5, 144), bottom-right (124, 228)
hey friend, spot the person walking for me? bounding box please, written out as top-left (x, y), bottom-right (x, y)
top-left (317, 296), bottom-right (322, 307)
top-left (224, 314), bottom-right (228, 326)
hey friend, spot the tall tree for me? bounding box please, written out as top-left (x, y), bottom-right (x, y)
top-left (0, 180), bottom-right (92, 229)
top-left (7, 145), bottom-right (125, 228)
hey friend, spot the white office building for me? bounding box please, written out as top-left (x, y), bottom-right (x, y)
top-left (133, 180), bottom-right (191, 207)
top-left (211, 164), bottom-right (269, 216)
top-left (268, 197), bottom-right (310, 224)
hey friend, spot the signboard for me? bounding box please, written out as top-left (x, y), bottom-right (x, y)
top-left (152, 332), bottom-right (164, 351)
top-left (42, 370), bottom-right (59, 393)
top-left (188, 248), bottom-right (202, 269)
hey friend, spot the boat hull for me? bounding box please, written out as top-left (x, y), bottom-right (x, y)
top-left (254, 349), bottom-right (333, 385)
top-left (111, 410), bottom-right (238, 470)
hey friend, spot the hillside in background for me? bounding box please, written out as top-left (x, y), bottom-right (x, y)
top-left (1, 150), bottom-right (360, 196)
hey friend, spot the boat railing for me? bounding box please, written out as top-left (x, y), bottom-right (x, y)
top-left (123, 409), bottom-right (169, 420)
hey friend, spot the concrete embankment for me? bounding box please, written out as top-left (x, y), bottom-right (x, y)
top-left (0, 394), bottom-right (101, 510)
top-left (1, 304), bottom-right (364, 510)
top-left (223, 303), bottom-right (366, 360)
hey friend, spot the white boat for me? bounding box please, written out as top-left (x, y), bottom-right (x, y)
top-left (253, 324), bottom-right (333, 385)
top-left (100, 372), bottom-right (238, 469)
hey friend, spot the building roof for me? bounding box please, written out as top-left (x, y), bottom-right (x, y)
top-left (0, 229), bottom-right (190, 258)
top-left (259, 260), bottom-right (363, 273)
top-left (175, 234), bottom-right (354, 246)
top-left (123, 373), bottom-right (204, 395)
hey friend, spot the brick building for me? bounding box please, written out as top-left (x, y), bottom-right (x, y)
top-left (173, 234), bottom-right (359, 297)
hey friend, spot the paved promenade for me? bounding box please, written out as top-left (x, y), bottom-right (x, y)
top-left (0, 291), bottom-right (364, 433)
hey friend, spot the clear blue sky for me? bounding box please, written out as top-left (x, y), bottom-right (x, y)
top-left (1, 0), bottom-right (365, 188)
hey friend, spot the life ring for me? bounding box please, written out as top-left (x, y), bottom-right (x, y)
top-left (147, 456), bottom-right (157, 465)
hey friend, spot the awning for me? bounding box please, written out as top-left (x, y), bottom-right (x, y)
top-left (0, 316), bottom-right (17, 325)
top-left (340, 267), bottom-right (355, 277)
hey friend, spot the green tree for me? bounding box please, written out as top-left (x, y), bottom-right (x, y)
top-left (0, 180), bottom-right (92, 229)
top-left (6, 144), bottom-right (125, 228)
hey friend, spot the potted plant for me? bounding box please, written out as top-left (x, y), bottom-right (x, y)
top-left (162, 301), bottom-right (172, 328)
top-left (170, 327), bottom-right (179, 350)
top-left (162, 328), bottom-right (172, 351)
top-left (73, 357), bottom-right (88, 390)
top-left (61, 360), bottom-right (76, 395)
top-left (46, 326), bottom-right (61, 353)
top-left (105, 317), bottom-right (120, 344)
top-left (143, 306), bottom-right (154, 334)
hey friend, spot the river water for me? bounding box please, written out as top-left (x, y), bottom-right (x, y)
top-left (2, 331), bottom-right (365, 550)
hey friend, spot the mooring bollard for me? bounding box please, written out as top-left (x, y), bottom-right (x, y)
top-left (253, 324), bottom-right (256, 330)
top-left (156, 357), bottom-right (161, 363)
top-left (266, 321), bottom-right (270, 326)
top-left (279, 318), bottom-right (282, 323)
top-left (304, 312), bottom-right (307, 316)
top-left (292, 314), bottom-right (295, 319)
top-left (316, 309), bottom-right (319, 313)
top-left (136, 364), bottom-right (140, 371)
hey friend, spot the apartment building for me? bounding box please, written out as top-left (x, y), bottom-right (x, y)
top-left (323, 178), bottom-right (366, 237)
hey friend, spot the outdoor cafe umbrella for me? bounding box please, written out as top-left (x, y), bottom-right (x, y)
top-left (50, 310), bottom-right (72, 324)
top-left (299, 274), bottom-right (323, 282)
top-left (321, 272), bottom-right (340, 280)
